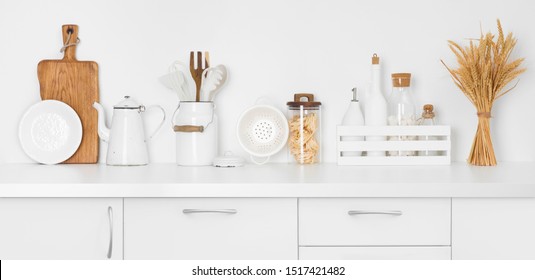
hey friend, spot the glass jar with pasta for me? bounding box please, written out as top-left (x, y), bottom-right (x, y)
top-left (287, 93), bottom-right (322, 164)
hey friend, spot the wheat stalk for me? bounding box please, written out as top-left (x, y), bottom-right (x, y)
top-left (441, 20), bottom-right (526, 166)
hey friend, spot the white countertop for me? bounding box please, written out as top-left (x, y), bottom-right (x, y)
top-left (1, 162), bottom-right (535, 198)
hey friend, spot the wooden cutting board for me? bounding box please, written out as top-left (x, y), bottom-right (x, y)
top-left (38, 25), bottom-right (99, 164)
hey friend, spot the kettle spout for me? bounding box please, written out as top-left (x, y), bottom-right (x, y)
top-left (92, 102), bottom-right (110, 142)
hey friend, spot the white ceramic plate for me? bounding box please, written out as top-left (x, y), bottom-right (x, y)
top-left (19, 100), bottom-right (83, 165)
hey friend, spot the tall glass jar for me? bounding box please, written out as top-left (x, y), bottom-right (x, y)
top-left (387, 73), bottom-right (416, 156)
top-left (287, 93), bottom-right (322, 164)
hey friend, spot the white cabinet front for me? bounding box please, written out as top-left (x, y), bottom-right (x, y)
top-left (452, 198), bottom-right (535, 260)
top-left (299, 246), bottom-right (451, 260)
top-left (124, 198), bottom-right (297, 259)
top-left (299, 198), bottom-right (451, 246)
top-left (0, 198), bottom-right (123, 260)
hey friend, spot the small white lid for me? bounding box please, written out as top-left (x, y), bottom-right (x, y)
top-left (213, 151), bottom-right (244, 168)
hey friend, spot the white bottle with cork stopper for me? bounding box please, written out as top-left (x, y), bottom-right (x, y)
top-left (364, 53), bottom-right (388, 156)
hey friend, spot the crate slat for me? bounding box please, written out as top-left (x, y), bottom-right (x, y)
top-left (337, 125), bottom-right (451, 137)
top-left (337, 155), bottom-right (450, 166)
top-left (339, 140), bottom-right (450, 151)
top-left (336, 125), bottom-right (451, 166)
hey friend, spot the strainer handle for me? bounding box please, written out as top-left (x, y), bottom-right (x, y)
top-left (250, 155), bottom-right (270, 165)
top-left (255, 96), bottom-right (276, 106)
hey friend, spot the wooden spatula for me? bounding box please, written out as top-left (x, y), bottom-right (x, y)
top-left (38, 25), bottom-right (99, 164)
top-left (190, 51), bottom-right (210, 102)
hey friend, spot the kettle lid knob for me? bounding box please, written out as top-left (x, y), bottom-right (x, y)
top-left (114, 95), bottom-right (142, 110)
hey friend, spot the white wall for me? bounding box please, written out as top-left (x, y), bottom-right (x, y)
top-left (0, 0), bottom-right (533, 164)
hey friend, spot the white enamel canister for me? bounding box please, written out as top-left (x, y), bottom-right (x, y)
top-left (173, 102), bottom-right (218, 166)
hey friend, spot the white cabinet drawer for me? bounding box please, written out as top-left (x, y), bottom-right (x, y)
top-left (299, 198), bottom-right (450, 246)
top-left (299, 246), bottom-right (451, 260)
top-left (0, 198), bottom-right (123, 260)
top-left (124, 198), bottom-right (297, 259)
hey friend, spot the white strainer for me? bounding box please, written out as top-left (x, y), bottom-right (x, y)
top-left (237, 105), bottom-right (289, 165)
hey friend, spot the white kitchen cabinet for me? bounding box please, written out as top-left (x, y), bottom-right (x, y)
top-left (0, 198), bottom-right (123, 260)
top-left (1, 163), bottom-right (535, 260)
top-left (299, 246), bottom-right (451, 260)
top-left (452, 198), bottom-right (535, 260)
top-left (124, 198), bottom-right (297, 259)
top-left (299, 198), bottom-right (451, 246)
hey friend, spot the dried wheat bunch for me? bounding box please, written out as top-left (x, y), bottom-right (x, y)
top-left (441, 20), bottom-right (526, 166)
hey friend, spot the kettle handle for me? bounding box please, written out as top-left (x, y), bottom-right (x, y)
top-left (144, 105), bottom-right (166, 142)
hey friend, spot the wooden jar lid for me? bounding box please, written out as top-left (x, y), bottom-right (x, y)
top-left (287, 93), bottom-right (322, 108)
top-left (392, 73), bottom-right (411, 87)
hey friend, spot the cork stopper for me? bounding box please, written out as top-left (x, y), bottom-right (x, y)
top-left (422, 104), bottom-right (435, 119)
top-left (372, 53), bottom-right (380, 65)
top-left (392, 73), bottom-right (411, 87)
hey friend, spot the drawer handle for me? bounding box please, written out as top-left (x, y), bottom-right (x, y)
top-left (107, 206), bottom-right (113, 259)
top-left (183, 209), bottom-right (238, 214)
top-left (348, 210), bottom-right (403, 216)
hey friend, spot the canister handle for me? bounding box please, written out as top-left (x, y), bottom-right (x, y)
top-left (171, 102), bottom-right (215, 133)
top-left (294, 93), bottom-right (315, 102)
top-left (173, 125), bottom-right (204, 133)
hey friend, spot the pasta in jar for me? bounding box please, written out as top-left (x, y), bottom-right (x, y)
top-left (286, 94), bottom-right (321, 164)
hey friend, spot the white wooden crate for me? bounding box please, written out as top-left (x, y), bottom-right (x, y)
top-left (336, 125), bottom-right (451, 165)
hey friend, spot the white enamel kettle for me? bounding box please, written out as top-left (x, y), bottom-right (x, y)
top-left (93, 96), bottom-right (166, 166)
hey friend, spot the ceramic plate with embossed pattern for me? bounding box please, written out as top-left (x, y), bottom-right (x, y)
top-left (19, 100), bottom-right (82, 164)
